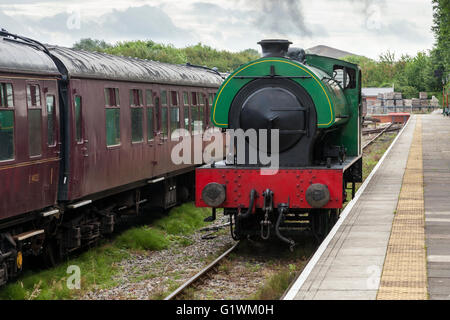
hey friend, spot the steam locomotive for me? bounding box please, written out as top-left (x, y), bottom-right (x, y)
top-left (196, 40), bottom-right (364, 248)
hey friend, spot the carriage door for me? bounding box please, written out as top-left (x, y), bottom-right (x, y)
top-left (69, 80), bottom-right (86, 198)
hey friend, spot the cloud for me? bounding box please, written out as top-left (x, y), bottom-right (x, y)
top-left (0, 10), bottom-right (27, 34)
top-left (100, 6), bottom-right (190, 40)
top-left (0, 0), bottom-right (435, 59)
top-left (250, 0), bottom-right (313, 37)
top-left (1, 5), bottom-right (193, 46)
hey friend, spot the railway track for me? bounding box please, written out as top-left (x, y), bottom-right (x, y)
top-left (164, 241), bottom-right (240, 300)
top-left (362, 122), bottom-right (401, 149)
top-left (362, 123), bottom-right (403, 135)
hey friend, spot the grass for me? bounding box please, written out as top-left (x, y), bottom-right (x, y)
top-left (0, 202), bottom-right (212, 300)
top-left (344, 132), bottom-right (397, 204)
top-left (0, 244), bottom-right (128, 300)
top-left (155, 203), bottom-right (210, 235)
top-left (251, 265), bottom-right (297, 300)
top-left (115, 227), bottom-right (169, 251)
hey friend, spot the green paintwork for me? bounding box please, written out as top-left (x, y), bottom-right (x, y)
top-left (305, 54), bottom-right (362, 156)
top-left (210, 54), bottom-right (362, 157)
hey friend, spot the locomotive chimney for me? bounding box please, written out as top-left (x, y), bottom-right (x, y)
top-left (258, 39), bottom-right (292, 58)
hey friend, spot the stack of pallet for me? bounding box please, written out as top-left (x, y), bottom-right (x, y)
top-left (383, 92), bottom-right (394, 113)
top-left (419, 92), bottom-right (429, 108)
top-left (383, 92), bottom-right (403, 112)
top-left (373, 93), bottom-right (384, 113)
top-left (394, 92), bottom-right (403, 112)
top-left (412, 98), bottom-right (421, 109)
top-left (404, 99), bottom-right (413, 112)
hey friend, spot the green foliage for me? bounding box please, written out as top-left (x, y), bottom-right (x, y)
top-left (251, 268), bottom-right (297, 300)
top-left (396, 85), bottom-right (418, 99)
top-left (72, 39), bottom-right (260, 72)
top-left (155, 202), bottom-right (210, 235)
top-left (73, 38), bottom-right (111, 51)
top-left (432, 0), bottom-right (450, 78)
top-left (115, 227), bottom-right (169, 251)
top-left (342, 50), bottom-right (442, 96)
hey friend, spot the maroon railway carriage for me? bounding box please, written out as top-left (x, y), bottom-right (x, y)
top-left (0, 32), bottom-right (223, 285)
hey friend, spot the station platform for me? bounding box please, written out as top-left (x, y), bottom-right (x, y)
top-left (284, 113), bottom-right (450, 300)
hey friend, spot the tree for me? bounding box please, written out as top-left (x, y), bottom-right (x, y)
top-left (72, 38), bottom-right (111, 51)
top-left (431, 0), bottom-right (450, 83)
top-left (71, 39), bottom-right (260, 73)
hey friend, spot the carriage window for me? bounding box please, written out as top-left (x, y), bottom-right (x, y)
top-left (170, 107), bottom-right (180, 140)
top-left (208, 93), bottom-right (214, 105)
top-left (190, 106), bottom-right (196, 134)
top-left (104, 88), bottom-right (120, 106)
top-left (198, 106), bottom-right (204, 131)
top-left (183, 92), bottom-right (190, 132)
top-left (191, 92), bottom-right (197, 106)
top-left (170, 91), bottom-right (179, 106)
top-left (192, 106), bottom-right (204, 135)
top-left (155, 98), bottom-right (160, 132)
top-left (170, 91), bottom-right (180, 139)
top-left (146, 89), bottom-right (153, 106)
top-left (161, 106), bottom-right (168, 139)
top-left (27, 84), bottom-right (41, 107)
top-left (147, 107), bottom-right (154, 141)
top-left (0, 110), bottom-right (14, 161)
top-left (0, 83), bottom-right (13, 107)
top-left (130, 89), bottom-right (143, 106)
top-left (106, 108), bottom-right (120, 146)
top-left (74, 96), bottom-right (82, 142)
top-left (28, 109), bottom-right (42, 157)
top-left (184, 106), bottom-right (190, 131)
top-left (161, 90), bottom-right (168, 105)
top-left (131, 107), bottom-right (143, 143)
top-left (46, 95), bottom-right (56, 146)
top-left (198, 93), bottom-right (205, 105)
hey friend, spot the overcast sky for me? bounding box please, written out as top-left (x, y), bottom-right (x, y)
top-left (0, 0), bottom-right (435, 60)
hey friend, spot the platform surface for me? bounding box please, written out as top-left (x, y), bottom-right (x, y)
top-left (284, 114), bottom-right (450, 300)
top-left (423, 115), bottom-right (450, 300)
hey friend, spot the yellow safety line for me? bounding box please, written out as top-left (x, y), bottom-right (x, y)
top-left (377, 117), bottom-right (427, 300)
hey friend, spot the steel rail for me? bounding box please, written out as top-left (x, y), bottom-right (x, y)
top-left (362, 122), bottom-right (398, 150)
top-left (164, 241), bottom-right (239, 300)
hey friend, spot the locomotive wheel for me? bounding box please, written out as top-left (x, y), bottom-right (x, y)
top-left (311, 209), bottom-right (339, 242)
top-left (311, 210), bottom-right (328, 241)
